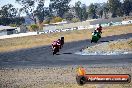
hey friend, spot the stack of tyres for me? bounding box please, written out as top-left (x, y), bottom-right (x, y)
top-left (91, 32), bottom-right (101, 43)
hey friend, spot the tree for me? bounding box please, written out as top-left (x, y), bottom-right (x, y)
top-left (0, 4), bottom-right (25, 26)
top-left (88, 4), bottom-right (97, 19)
top-left (108, 0), bottom-right (122, 17)
top-left (0, 4), bottom-right (17, 18)
top-left (0, 17), bottom-right (25, 26)
top-left (116, 4), bottom-right (124, 17)
top-left (16, 0), bottom-right (39, 24)
top-left (103, 5), bottom-right (109, 19)
top-left (35, 0), bottom-right (50, 24)
top-left (35, 0), bottom-right (45, 23)
top-left (123, 0), bottom-right (132, 16)
top-left (75, 2), bottom-right (88, 21)
top-left (98, 10), bottom-right (103, 18)
top-left (81, 4), bottom-right (88, 21)
top-left (75, 1), bottom-right (82, 20)
top-left (49, 0), bottom-right (71, 18)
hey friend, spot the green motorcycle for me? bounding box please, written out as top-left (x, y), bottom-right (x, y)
top-left (91, 32), bottom-right (101, 43)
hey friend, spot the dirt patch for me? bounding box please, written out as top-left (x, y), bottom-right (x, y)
top-left (0, 24), bottom-right (132, 52)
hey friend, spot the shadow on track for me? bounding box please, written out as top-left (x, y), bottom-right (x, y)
top-left (63, 53), bottom-right (72, 54)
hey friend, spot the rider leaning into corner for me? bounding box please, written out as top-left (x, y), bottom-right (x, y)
top-left (52, 40), bottom-right (61, 51)
top-left (96, 24), bottom-right (102, 33)
top-left (57, 39), bottom-right (62, 49)
top-left (92, 24), bottom-right (102, 36)
top-left (91, 24), bottom-right (103, 43)
top-left (51, 38), bottom-right (63, 55)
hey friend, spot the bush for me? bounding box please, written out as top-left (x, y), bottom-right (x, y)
top-left (43, 20), bottom-right (50, 24)
top-left (29, 24), bottom-right (39, 31)
top-left (72, 18), bottom-right (80, 23)
top-left (50, 16), bottom-right (63, 23)
top-left (9, 24), bottom-right (17, 27)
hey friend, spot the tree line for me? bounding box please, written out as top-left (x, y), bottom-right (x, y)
top-left (0, 4), bottom-right (25, 26)
top-left (0, 0), bottom-right (132, 26)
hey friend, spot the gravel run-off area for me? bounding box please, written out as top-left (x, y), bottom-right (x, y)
top-left (76, 38), bottom-right (132, 55)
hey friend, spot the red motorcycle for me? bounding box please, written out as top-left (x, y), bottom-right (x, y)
top-left (52, 45), bottom-right (59, 55)
top-left (52, 41), bottom-right (60, 55)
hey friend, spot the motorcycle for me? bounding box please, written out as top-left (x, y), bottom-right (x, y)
top-left (52, 45), bottom-right (60, 55)
top-left (52, 37), bottom-right (64, 55)
top-left (91, 31), bottom-right (101, 43)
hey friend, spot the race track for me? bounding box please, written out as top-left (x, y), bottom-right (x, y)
top-left (0, 33), bottom-right (132, 68)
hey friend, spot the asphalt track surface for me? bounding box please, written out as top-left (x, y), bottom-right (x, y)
top-left (0, 33), bottom-right (132, 68)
